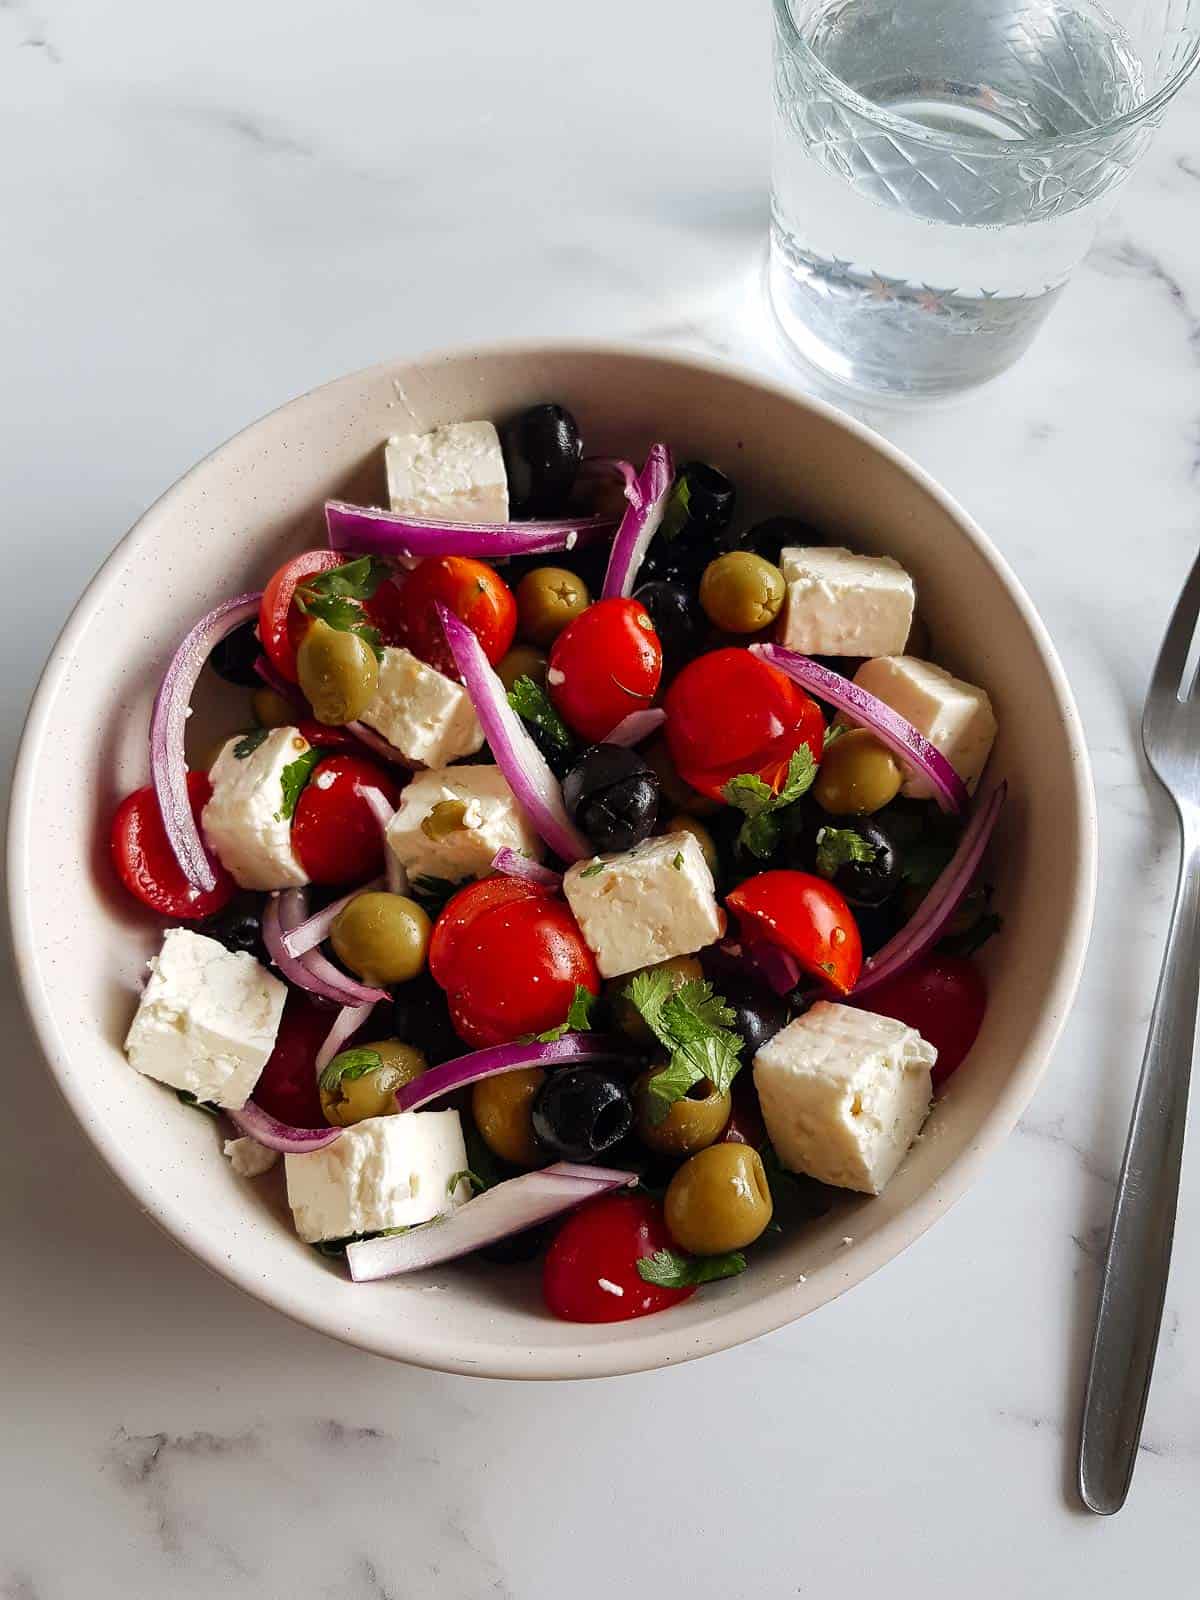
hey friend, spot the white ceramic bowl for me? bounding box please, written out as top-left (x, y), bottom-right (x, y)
top-left (8, 344), bottom-right (1096, 1379)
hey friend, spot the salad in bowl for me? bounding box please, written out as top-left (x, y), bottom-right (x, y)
top-left (112, 400), bottom-right (1005, 1324)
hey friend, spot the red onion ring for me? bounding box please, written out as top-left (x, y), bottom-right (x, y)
top-left (600, 444), bottom-right (674, 600)
top-left (395, 1033), bottom-right (635, 1113)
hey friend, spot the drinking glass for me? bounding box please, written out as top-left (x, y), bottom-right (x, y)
top-left (769, 0), bottom-right (1200, 397)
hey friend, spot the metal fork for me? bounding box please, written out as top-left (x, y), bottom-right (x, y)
top-left (1078, 552), bottom-right (1200, 1514)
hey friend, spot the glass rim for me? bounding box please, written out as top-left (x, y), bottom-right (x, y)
top-left (772, 0), bottom-right (1200, 155)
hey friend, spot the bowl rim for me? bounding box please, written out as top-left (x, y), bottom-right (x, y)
top-left (7, 339), bottom-right (1098, 1379)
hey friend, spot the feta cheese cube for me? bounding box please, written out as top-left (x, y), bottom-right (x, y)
top-left (284, 1111), bottom-right (470, 1243)
top-left (753, 1002), bottom-right (936, 1195)
top-left (851, 655), bottom-right (997, 798)
top-left (125, 929), bottom-right (287, 1109)
top-left (386, 765), bottom-right (543, 883)
top-left (562, 831), bottom-right (725, 980)
top-left (779, 546), bottom-right (915, 657)
top-left (358, 646), bottom-right (484, 768)
top-left (223, 1137), bottom-right (279, 1178)
top-left (202, 726), bottom-right (311, 890)
top-left (386, 420), bottom-right (509, 524)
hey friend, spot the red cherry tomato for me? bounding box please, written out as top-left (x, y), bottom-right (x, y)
top-left (726, 870), bottom-right (862, 996)
top-left (664, 648), bottom-right (825, 800)
top-left (543, 1192), bottom-right (696, 1322)
top-left (110, 772), bottom-right (235, 920)
top-left (428, 877), bottom-right (600, 1048)
top-left (361, 575), bottom-right (410, 648)
top-left (259, 550), bottom-right (344, 683)
top-left (290, 755), bottom-right (401, 886)
top-left (393, 556), bottom-right (516, 674)
top-left (547, 598), bottom-right (663, 743)
top-left (253, 994), bottom-right (333, 1126)
top-left (860, 955), bottom-right (987, 1088)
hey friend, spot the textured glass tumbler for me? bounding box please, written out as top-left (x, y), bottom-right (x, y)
top-left (770, 0), bottom-right (1200, 397)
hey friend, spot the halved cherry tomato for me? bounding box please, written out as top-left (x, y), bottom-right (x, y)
top-left (296, 720), bottom-right (370, 754)
top-left (543, 1192), bottom-right (695, 1322)
top-left (429, 877), bottom-right (600, 1048)
top-left (860, 955), bottom-right (987, 1088)
top-left (726, 870), bottom-right (862, 996)
top-left (393, 556), bottom-right (516, 674)
top-left (664, 648), bottom-right (825, 800)
top-left (290, 754), bottom-right (401, 885)
top-left (253, 993), bottom-right (334, 1127)
top-left (259, 550), bottom-right (344, 683)
top-left (547, 597), bottom-right (663, 743)
top-left (361, 575), bottom-right (410, 648)
top-left (110, 772), bottom-right (235, 920)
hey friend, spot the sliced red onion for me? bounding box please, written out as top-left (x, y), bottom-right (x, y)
top-left (356, 785), bottom-right (407, 894)
top-left (253, 653), bottom-right (307, 711)
top-left (325, 501), bottom-right (615, 559)
top-left (342, 719), bottom-right (411, 768)
top-left (579, 457), bottom-right (642, 505)
top-left (280, 876), bottom-right (387, 958)
top-left (491, 848), bottom-right (562, 890)
top-left (150, 592), bottom-right (263, 891)
top-left (853, 782), bottom-right (1007, 997)
top-left (600, 444), bottom-right (674, 599)
top-left (605, 708), bottom-right (666, 747)
top-left (749, 644), bottom-right (970, 815)
top-left (395, 1033), bottom-right (633, 1113)
top-left (436, 603), bottom-right (589, 862)
top-left (263, 891), bottom-right (389, 1007)
top-left (315, 1001), bottom-right (377, 1077)
top-left (746, 939), bottom-right (804, 997)
top-left (346, 1162), bottom-right (637, 1281)
top-left (227, 1100), bottom-right (341, 1155)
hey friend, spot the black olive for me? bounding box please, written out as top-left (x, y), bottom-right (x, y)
top-left (531, 1068), bottom-right (632, 1161)
top-left (501, 403), bottom-right (583, 518)
top-left (852, 900), bottom-right (905, 958)
top-left (563, 744), bottom-right (660, 853)
top-left (737, 516), bottom-right (825, 567)
top-left (638, 462), bottom-right (737, 587)
top-left (813, 816), bottom-right (901, 908)
top-left (209, 620), bottom-right (263, 688)
top-left (721, 980), bottom-right (790, 1056)
top-left (202, 896), bottom-right (267, 961)
top-left (392, 972), bottom-right (461, 1065)
top-left (632, 580), bottom-right (703, 671)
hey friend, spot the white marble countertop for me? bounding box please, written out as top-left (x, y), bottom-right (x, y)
top-left (3, 2), bottom-right (1199, 1594)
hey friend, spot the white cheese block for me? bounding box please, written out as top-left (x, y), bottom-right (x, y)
top-left (358, 646), bottom-right (484, 768)
top-left (223, 1137), bottom-right (279, 1177)
top-left (753, 1002), bottom-right (936, 1195)
top-left (202, 726), bottom-right (311, 890)
top-left (284, 1111), bottom-right (471, 1243)
top-left (779, 546), bottom-right (915, 657)
top-left (385, 764), bottom-right (543, 883)
top-left (386, 420), bottom-right (509, 524)
top-left (851, 655), bottom-right (997, 798)
top-left (125, 929), bottom-right (287, 1109)
top-left (562, 831), bottom-right (725, 980)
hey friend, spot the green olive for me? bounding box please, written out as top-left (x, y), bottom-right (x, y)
top-left (516, 567), bottom-right (590, 647)
top-left (608, 955), bottom-right (704, 1042)
top-left (699, 551), bottom-right (786, 635)
top-left (664, 1144), bottom-right (773, 1255)
top-left (421, 800), bottom-right (469, 841)
top-left (295, 617), bottom-right (380, 726)
top-left (252, 687), bottom-right (296, 729)
top-left (665, 815), bottom-right (718, 878)
top-left (813, 728), bottom-right (903, 816)
top-left (472, 1067), bottom-right (546, 1167)
top-left (497, 643), bottom-right (549, 692)
top-left (319, 1039), bottom-right (427, 1127)
top-left (643, 738), bottom-right (719, 817)
top-left (633, 1071), bottom-right (730, 1156)
top-left (330, 892), bottom-right (432, 985)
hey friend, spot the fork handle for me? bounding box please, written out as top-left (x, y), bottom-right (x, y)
top-left (1079, 825), bottom-right (1200, 1514)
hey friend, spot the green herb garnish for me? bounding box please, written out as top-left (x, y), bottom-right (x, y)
top-left (533, 984), bottom-right (599, 1043)
top-left (671, 851), bottom-right (685, 870)
top-left (624, 971), bottom-right (743, 1124)
top-left (233, 728), bottom-right (270, 759)
top-left (636, 1247), bottom-right (747, 1287)
top-left (720, 745), bottom-right (818, 859)
top-left (508, 676), bottom-right (575, 774)
top-left (822, 720), bottom-right (850, 751)
top-left (814, 826), bottom-right (877, 881)
top-left (658, 474), bottom-right (693, 543)
top-left (275, 746), bottom-right (322, 821)
top-left (318, 1047), bottom-right (384, 1093)
top-left (294, 555), bottom-right (390, 660)
top-left (176, 1089), bottom-right (220, 1118)
top-left (579, 861), bottom-right (604, 879)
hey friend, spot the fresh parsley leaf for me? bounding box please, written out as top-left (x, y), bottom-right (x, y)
top-left (534, 984), bottom-right (599, 1043)
top-left (671, 851), bottom-right (685, 870)
top-left (507, 676), bottom-right (575, 775)
top-left (300, 555), bottom-right (391, 603)
top-left (234, 728), bottom-right (269, 759)
top-left (579, 861), bottom-right (604, 879)
top-left (939, 910), bottom-right (1003, 958)
top-left (774, 745), bottom-right (819, 806)
top-left (721, 746), bottom-right (817, 859)
top-left (176, 1089), bottom-right (220, 1118)
top-left (462, 1120), bottom-right (505, 1192)
top-left (721, 771), bottom-right (776, 817)
top-left (624, 972), bottom-right (744, 1121)
top-left (275, 746), bottom-right (322, 821)
top-left (448, 1169), bottom-right (486, 1197)
top-left (626, 968), bottom-right (674, 1036)
top-left (636, 1247), bottom-right (747, 1287)
top-left (738, 813), bottom-right (783, 860)
top-left (409, 875), bottom-right (460, 916)
top-left (671, 978), bottom-right (736, 1032)
top-left (822, 720), bottom-right (849, 751)
top-left (659, 474), bottom-right (693, 542)
top-left (318, 1047), bottom-right (384, 1093)
top-left (814, 826), bottom-right (877, 880)
top-left (298, 593), bottom-right (383, 661)
top-left (641, 1058), bottom-right (701, 1125)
